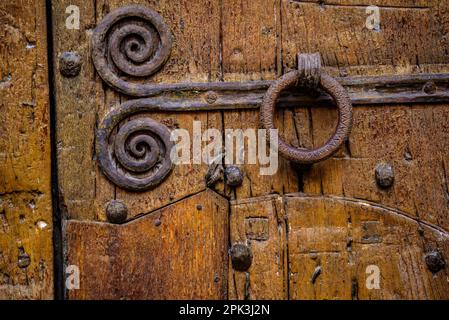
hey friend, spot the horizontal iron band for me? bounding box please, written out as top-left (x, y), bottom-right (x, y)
top-left (108, 73), bottom-right (449, 111)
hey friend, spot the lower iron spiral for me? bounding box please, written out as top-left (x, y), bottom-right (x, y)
top-left (97, 108), bottom-right (174, 191)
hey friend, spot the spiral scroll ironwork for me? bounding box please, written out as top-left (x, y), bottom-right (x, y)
top-left (92, 5), bottom-right (173, 95)
top-left (96, 101), bottom-right (174, 191)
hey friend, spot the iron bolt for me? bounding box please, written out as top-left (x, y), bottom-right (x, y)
top-left (230, 243), bottom-right (252, 271)
top-left (154, 218), bottom-right (162, 227)
top-left (59, 51), bottom-right (82, 77)
top-left (423, 81), bottom-right (437, 95)
top-left (425, 251), bottom-right (445, 273)
top-left (106, 200), bottom-right (128, 224)
top-left (225, 166), bottom-right (244, 187)
top-left (375, 163), bottom-right (394, 189)
top-left (18, 250), bottom-right (31, 269)
top-left (205, 91), bottom-right (218, 104)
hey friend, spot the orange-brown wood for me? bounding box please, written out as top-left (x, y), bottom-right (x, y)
top-left (286, 195), bottom-right (449, 299)
top-left (0, 1), bottom-right (53, 299)
top-left (229, 195), bottom-right (287, 300)
top-left (50, 0), bottom-right (449, 300)
top-left (65, 190), bottom-right (229, 299)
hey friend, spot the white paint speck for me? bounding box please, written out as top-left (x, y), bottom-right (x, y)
top-left (36, 220), bottom-right (48, 230)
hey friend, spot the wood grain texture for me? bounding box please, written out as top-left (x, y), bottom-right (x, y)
top-left (52, 0), bottom-right (449, 300)
top-left (281, 0), bottom-right (449, 72)
top-left (53, 0), bottom-right (223, 221)
top-left (65, 189), bottom-right (228, 299)
top-left (221, 0), bottom-right (280, 81)
top-left (285, 195), bottom-right (449, 300)
top-left (298, 105), bottom-right (449, 232)
top-left (227, 194), bottom-right (449, 300)
top-left (229, 195), bottom-right (287, 300)
top-left (0, 1), bottom-right (53, 299)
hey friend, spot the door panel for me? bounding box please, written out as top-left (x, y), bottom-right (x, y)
top-left (286, 195), bottom-right (449, 300)
top-left (52, 0), bottom-right (222, 222)
top-left (66, 190), bottom-right (228, 299)
top-left (229, 195), bottom-right (287, 300)
top-left (228, 194), bottom-right (449, 300)
top-left (51, 0), bottom-right (449, 299)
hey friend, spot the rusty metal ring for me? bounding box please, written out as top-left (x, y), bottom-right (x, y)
top-left (92, 5), bottom-right (173, 94)
top-left (260, 71), bottom-right (352, 164)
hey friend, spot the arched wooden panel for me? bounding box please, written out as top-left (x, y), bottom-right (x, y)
top-left (286, 195), bottom-right (448, 300)
top-left (229, 194), bottom-right (448, 300)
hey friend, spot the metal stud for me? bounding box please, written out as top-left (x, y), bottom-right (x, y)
top-left (59, 52), bottom-right (82, 77)
top-left (230, 243), bottom-right (252, 271)
top-left (425, 250), bottom-right (445, 273)
top-left (106, 200), bottom-right (128, 224)
top-left (205, 91), bottom-right (218, 104)
top-left (375, 163), bottom-right (394, 189)
top-left (225, 166), bottom-right (244, 187)
top-left (423, 81), bottom-right (437, 95)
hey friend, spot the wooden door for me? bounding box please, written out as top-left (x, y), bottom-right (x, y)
top-left (50, 0), bottom-right (449, 300)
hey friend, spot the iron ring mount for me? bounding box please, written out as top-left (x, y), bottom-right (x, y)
top-left (260, 69), bottom-right (353, 164)
top-left (92, 6), bottom-right (368, 189)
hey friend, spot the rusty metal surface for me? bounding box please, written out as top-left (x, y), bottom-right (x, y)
top-left (375, 163), bottom-right (395, 189)
top-left (205, 157), bottom-right (224, 188)
top-left (261, 71), bottom-right (353, 164)
top-left (92, 74), bottom-right (449, 108)
top-left (224, 166), bottom-right (244, 187)
top-left (105, 200), bottom-right (128, 224)
top-left (230, 243), bottom-right (253, 271)
top-left (96, 100), bottom-right (174, 191)
top-left (92, 5), bottom-right (173, 94)
top-left (87, 72), bottom-right (449, 114)
top-left (91, 7), bottom-right (449, 104)
top-left (297, 53), bottom-right (321, 89)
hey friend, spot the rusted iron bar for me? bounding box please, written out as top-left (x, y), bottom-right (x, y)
top-left (107, 73), bottom-right (449, 111)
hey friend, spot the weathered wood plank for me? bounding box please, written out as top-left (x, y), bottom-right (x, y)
top-left (281, 0), bottom-right (449, 72)
top-left (0, 0), bottom-right (53, 299)
top-left (299, 105), bottom-right (449, 232)
top-left (229, 195), bottom-right (287, 300)
top-left (221, 0), bottom-right (280, 81)
top-left (66, 190), bottom-right (228, 299)
top-left (286, 195), bottom-right (449, 300)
